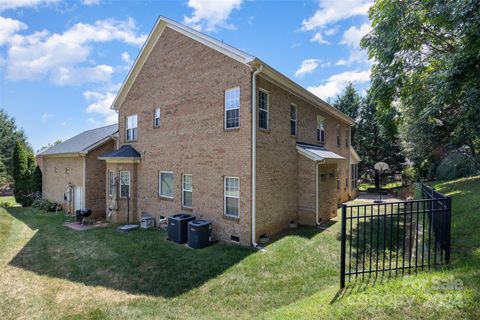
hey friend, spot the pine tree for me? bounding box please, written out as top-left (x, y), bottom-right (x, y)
top-left (333, 82), bottom-right (362, 146)
top-left (32, 165), bottom-right (42, 194)
top-left (12, 141), bottom-right (32, 206)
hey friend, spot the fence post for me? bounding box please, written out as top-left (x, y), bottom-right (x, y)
top-left (445, 196), bottom-right (452, 264)
top-left (340, 204), bottom-right (347, 288)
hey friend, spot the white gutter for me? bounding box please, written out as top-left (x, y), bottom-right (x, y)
top-left (251, 65), bottom-right (263, 248)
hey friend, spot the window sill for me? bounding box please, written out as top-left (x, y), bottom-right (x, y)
top-left (159, 196), bottom-right (174, 201)
top-left (290, 134), bottom-right (298, 139)
top-left (224, 127), bottom-right (240, 132)
top-left (181, 206), bottom-right (193, 211)
top-left (223, 214), bottom-right (240, 222)
top-left (126, 139), bottom-right (137, 143)
top-left (259, 128), bottom-right (270, 133)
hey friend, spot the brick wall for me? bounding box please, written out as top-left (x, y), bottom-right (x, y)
top-left (255, 76), bottom-right (351, 235)
top-left (85, 140), bottom-right (115, 218)
top-left (41, 156), bottom-right (84, 213)
top-left (116, 27), bottom-right (253, 245)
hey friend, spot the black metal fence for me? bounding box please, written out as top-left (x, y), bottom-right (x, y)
top-left (340, 182), bottom-right (451, 288)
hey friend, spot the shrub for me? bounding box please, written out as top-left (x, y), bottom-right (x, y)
top-left (31, 193), bottom-right (58, 212)
top-left (436, 152), bottom-right (478, 180)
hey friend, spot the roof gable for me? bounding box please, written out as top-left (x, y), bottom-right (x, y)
top-left (111, 16), bottom-right (354, 125)
top-left (111, 16), bottom-right (254, 110)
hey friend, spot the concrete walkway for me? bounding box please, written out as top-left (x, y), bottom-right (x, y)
top-left (346, 192), bottom-right (405, 204)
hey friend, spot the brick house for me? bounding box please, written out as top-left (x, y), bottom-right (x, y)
top-left (37, 124), bottom-right (118, 217)
top-left (98, 16), bottom-right (360, 246)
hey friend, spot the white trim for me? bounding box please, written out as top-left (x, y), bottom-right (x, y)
top-left (154, 107), bottom-right (161, 127)
top-left (82, 157), bottom-right (86, 209)
top-left (111, 16), bottom-right (254, 110)
top-left (182, 174), bottom-right (193, 208)
top-left (224, 176), bottom-right (240, 218)
top-left (119, 170), bottom-right (131, 198)
top-left (224, 87), bottom-right (240, 129)
top-left (250, 61), bottom-right (354, 125)
top-left (296, 145), bottom-right (346, 161)
top-left (126, 114), bottom-right (138, 142)
top-left (258, 88), bottom-right (269, 130)
top-left (98, 157), bottom-right (140, 163)
top-left (159, 171), bottom-right (174, 199)
top-left (108, 170), bottom-right (116, 197)
top-left (290, 103), bottom-right (297, 136)
top-left (317, 115), bottom-right (325, 143)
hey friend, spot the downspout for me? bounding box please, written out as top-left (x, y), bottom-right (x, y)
top-left (315, 161), bottom-right (321, 225)
top-left (251, 64), bottom-right (263, 248)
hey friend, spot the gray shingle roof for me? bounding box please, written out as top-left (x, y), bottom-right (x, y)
top-left (38, 124), bottom-right (118, 156)
top-left (99, 145), bottom-right (141, 159)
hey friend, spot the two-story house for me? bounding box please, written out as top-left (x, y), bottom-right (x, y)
top-left (98, 16), bottom-right (360, 246)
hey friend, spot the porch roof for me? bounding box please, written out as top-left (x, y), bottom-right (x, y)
top-left (98, 145), bottom-right (141, 162)
top-left (296, 142), bottom-right (345, 161)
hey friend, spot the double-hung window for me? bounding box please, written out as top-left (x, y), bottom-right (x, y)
top-left (154, 107), bottom-right (161, 127)
top-left (337, 124), bottom-right (341, 147)
top-left (224, 177), bottom-right (240, 217)
top-left (126, 114), bottom-right (138, 141)
top-left (290, 104), bottom-right (297, 136)
top-left (317, 115), bottom-right (325, 143)
top-left (120, 171), bottom-right (130, 198)
top-left (159, 171), bottom-right (174, 198)
top-left (108, 170), bottom-right (116, 196)
top-left (258, 89), bottom-right (269, 130)
top-left (182, 174), bottom-right (193, 208)
top-left (225, 87), bottom-right (240, 129)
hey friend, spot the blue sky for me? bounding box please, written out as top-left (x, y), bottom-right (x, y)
top-left (0, 0), bottom-right (373, 151)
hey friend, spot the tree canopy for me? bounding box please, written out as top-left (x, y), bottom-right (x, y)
top-left (362, 0), bottom-right (480, 175)
top-left (0, 109), bottom-right (33, 184)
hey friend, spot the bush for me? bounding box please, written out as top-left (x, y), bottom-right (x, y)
top-left (31, 193), bottom-right (59, 212)
top-left (436, 152), bottom-right (478, 180)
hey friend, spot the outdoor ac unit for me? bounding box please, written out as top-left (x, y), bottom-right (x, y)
top-left (140, 217), bottom-right (154, 229)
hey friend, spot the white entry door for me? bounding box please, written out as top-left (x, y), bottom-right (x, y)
top-left (74, 186), bottom-right (83, 212)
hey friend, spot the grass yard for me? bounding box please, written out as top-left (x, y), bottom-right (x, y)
top-left (358, 180), bottom-right (403, 191)
top-left (0, 176), bottom-right (479, 319)
top-left (0, 196), bottom-right (18, 207)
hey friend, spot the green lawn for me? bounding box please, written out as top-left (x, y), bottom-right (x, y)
top-left (0, 196), bottom-right (18, 207)
top-left (0, 176), bottom-right (479, 319)
top-left (358, 180), bottom-right (403, 191)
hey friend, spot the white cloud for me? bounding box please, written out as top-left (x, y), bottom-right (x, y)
top-left (324, 27), bottom-right (338, 36)
top-left (3, 17), bottom-right (146, 85)
top-left (41, 113), bottom-right (54, 121)
top-left (301, 0), bottom-right (373, 31)
top-left (121, 51), bottom-right (133, 65)
top-left (83, 84), bottom-right (120, 124)
top-left (60, 121), bottom-right (67, 126)
top-left (310, 32), bottom-right (330, 45)
top-left (0, 0), bottom-right (59, 12)
top-left (295, 59), bottom-right (320, 78)
top-left (184, 0), bottom-right (242, 32)
top-left (0, 16), bottom-right (27, 46)
top-left (82, 0), bottom-right (100, 5)
top-left (50, 64), bottom-right (114, 85)
top-left (307, 70), bottom-right (370, 99)
top-left (338, 23), bottom-right (372, 65)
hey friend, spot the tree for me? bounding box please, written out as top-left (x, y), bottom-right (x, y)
top-left (32, 165), bottom-right (42, 194)
top-left (0, 109), bottom-right (32, 183)
top-left (361, 0), bottom-right (480, 175)
top-left (12, 141), bottom-right (36, 206)
top-left (333, 82), bottom-right (362, 120)
top-left (12, 141), bottom-right (28, 185)
top-left (355, 92), bottom-right (405, 178)
top-left (333, 82), bottom-right (362, 147)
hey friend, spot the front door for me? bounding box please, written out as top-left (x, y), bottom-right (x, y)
top-left (74, 186), bottom-right (83, 212)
